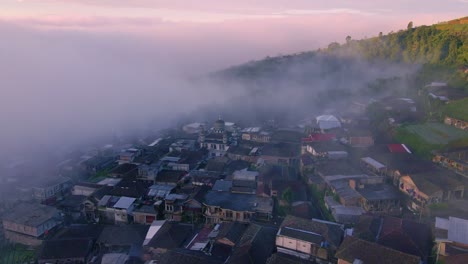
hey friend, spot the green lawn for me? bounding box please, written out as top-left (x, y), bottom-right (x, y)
top-left (444, 98), bottom-right (468, 122)
top-left (404, 123), bottom-right (468, 145)
top-left (395, 122), bottom-right (468, 158)
top-left (0, 244), bottom-right (36, 264)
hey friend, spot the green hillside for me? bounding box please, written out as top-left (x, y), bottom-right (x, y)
top-left (219, 17), bottom-right (468, 91)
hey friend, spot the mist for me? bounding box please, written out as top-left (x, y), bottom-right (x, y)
top-left (0, 15), bottom-right (420, 175)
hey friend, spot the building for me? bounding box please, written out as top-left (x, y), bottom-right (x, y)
top-left (164, 193), bottom-right (188, 221)
top-left (261, 142), bottom-right (301, 166)
top-left (2, 203), bottom-right (62, 246)
top-left (445, 116), bottom-right (468, 131)
top-left (316, 115), bottom-right (341, 130)
top-left (335, 236), bottom-right (420, 264)
top-left (304, 141), bottom-right (348, 160)
top-left (138, 164), bottom-right (159, 182)
top-left (353, 215), bottom-right (432, 262)
top-left (276, 215), bottom-right (344, 262)
top-left (433, 148), bottom-right (468, 178)
top-left (118, 148), bottom-right (142, 164)
top-left (32, 176), bottom-right (72, 205)
top-left (169, 139), bottom-right (196, 152)
top-left (38, 238), bottom-right (94, 264)
top-left (435, 216), bottom-right (468, 262)
top-left (241, 127), bottom-right (271, 143)
top-left (199, 119), bottom-right (232, 157)
top-left (133, 203), bottom-right (160, 225)
top-left (155, 169), bottom-right (187, 186)
top-left (183, 122), bottom-right (204, 134)
top-left (81, 155), bottom-right (116, 174)
top-left (97, 195), bottom-right (136, 224)
top-left (203, 191), bottom-right (273, 224)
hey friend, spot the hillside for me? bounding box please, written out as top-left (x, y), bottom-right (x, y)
top-left (217, 17), bottom-right (467, 91)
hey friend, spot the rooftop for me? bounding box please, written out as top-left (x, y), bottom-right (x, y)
top-left (280, 215), bottom-right (344, 248)
top-left (39, 238), bottom-right (94, 260)
top-left (357, 184), bottom-right (401, 201)
top-left (212, 180), bottom-right (232, 192)
top-left (3, 203), bottom-right (59, 227)
top-left (204, 191), bottom-right (273, 213)
top-left (336, 236), bottom-right (420, 264)
top-left (435, 216), bottom-right (468, 244)
top-left (261, 142), bottom-right (300, 157)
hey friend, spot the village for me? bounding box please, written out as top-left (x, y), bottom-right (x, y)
top-left (0, 82), bottom-right (467, 264)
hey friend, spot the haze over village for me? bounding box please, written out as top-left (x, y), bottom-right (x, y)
top-left (0, 1), bottom-right (467, 264)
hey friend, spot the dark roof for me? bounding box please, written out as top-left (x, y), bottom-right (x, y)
top-left (155, 170), bottom-right (186, 184)
top-left (110, 163), bottom-right (138, 177)
top-left (228, 224), bottom-right (279, 264)
top-left (260, 165), bottom-right (299, 182)
top-left (217, 222), bottom-right (249, 245)
top-left (204, 191), bottom-right (272, 213)
top-left (315, 160), bottom-right (362, 176)
top-left (108, 178), bottom-right (152, 198)
top-left (280, 215), bottom-right (344, 249)
top-left (378, 217), bottom-right (432, 260)
top-left (83, 156), bottom-right (115, 167)
top-left (227, 146), bottom-right (252, 156)
top-left (279, 227), bottom-right (323, 244)
top-left (357, 184), bottom-right (401, 201)
top-left (39, 238), bottom-right (93, 260)
top-left (270, 130), bottom-right (303, 143)
top-left (261, 142), bottom-right (300, 157)
top-left (353, 215), bottom-right (432, 260)
top-left (305, 141), bottom-right (346, 153)
top-left (158, 248), bottom-right (224, 264)
top-left (266, 253), bottom-right (315, 264)
top-left (205, 159), bottom-right (227, 172)
top-left (58, 195), bottom-right (87, 209)
top-left (335, 236), bottom-right (420, 264)
top-left (52, 224), bottom-right (104, 240)
top-left (98, 225), bottom-right (149, 247)
top-left (146, 222), bottom-right (194, 249)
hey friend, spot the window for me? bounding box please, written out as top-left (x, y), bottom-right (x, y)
top-left (225, 210), bottom-right (233, 218)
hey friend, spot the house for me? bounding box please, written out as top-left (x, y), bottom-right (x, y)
top-left (260, 142), bottom-right (301, 166)
top-left (118, 148), bottom-right (142, 164)
top-left (226, 146), bottom-right (259, 163)
top-left (72, 182), bottom-right (103, 196)
top-left (107, 178), bottom-right (152, 198)
top-left (241, 127), bottom-right (271, 143)
top-left (353, 215), bottom-right (432, 262)
top-left (32, 176), bottom-right (72, 205)
top-left (2, 203), bottom-right (62, 246)
top-left (98, 225), bottom-right (149, 259)
top-left (147, 184), bottom-right (175, 199)
top-left (143, 220), bottom-right (194, 259)
top-left (109, 163), bottom-right (138, 178)
top-left (315, 115), bottom-right (341, 131)
top-left (38, 238), bottom-right (94, 264)
top-left (435, 216), bottom-right (468, 262)
top-left (445, 116), bottom-right (468, 131)
top-left (169, 139), bottom-right (196, 152)
top-left (183, 186), bottom-right (211, 222)
top-left (81, 155), bottom-right (116, 174)
top-left (189, 170), bottom-right (222, 187)
top-left (57, 195), bottom-right (89, 222)
top-left (231, 168), bottom-right (258, 194)
top-left (183, 122), bottom-right (204, 134)
top-left (97, 195), bottom-right (136, 224)
top-left (155, 169), bottom-right (187, 186)
top-left (360, 157), bottom-right (387, 176)
top-left (357, 184), bottom-right (401, 214)
top-left (203, 191), bottom-right (273, 224)
top-left (199, 119), bottom-right (233, 157)
top-left (398, 164), bottom-right (464, 211)
top-left (133, 202), bottom-right (160, 225)
top-left (344, 128), bottom-right (374, 148)
top-left (276, 215), bottom-right (344, 262)
top-left (138, 164), bottom-right (159, 182)
top-left (433, 147), bottom-right (468, 178)
top-left (164, 193), bottom-right (188, 221)
top-left (303, 141), bottom-right (348, 160)
top-left (335, 236), bottom-right (420, 264)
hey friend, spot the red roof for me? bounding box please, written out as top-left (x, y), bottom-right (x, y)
top-left (302, 133), bottom-right (336, 142)
top-left (387, 144), bottom-right (412, 154)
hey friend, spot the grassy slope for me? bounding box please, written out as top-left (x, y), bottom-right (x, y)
top-left (443, 97), bottom-right (468, 121)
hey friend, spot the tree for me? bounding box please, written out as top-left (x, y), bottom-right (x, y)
top-left (407, 21), bottom-right (413, 30)
top-left (346, 35), bottom-right (352, 44)
top-left (282, 187), bottom-right (293, 204)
